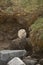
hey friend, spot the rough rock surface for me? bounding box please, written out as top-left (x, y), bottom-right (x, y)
top-left (23, 57), bottom-right (37, 65)
top-left (7, 57), bottom-right (26, 65)
top-left (0, 50), bottom-right (26, 65)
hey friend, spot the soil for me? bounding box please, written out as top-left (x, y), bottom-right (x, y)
top-left (0, 21), bottom-right (28, 50)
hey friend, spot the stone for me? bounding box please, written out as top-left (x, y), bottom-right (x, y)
top-left (39, 59), bottom-right (43, 65)
top-left (24, 56), bottom-right (31, 59)
top-left (23, 58), bottom-right (37, 65)
top-left (0, 50), bottom-right (26, 65)
top-left (7, 57), bottom-right (26, 65)
top-left (31, 54), bottom-right (40, 59)
top-left (0, 60), bottom-right (7, 65)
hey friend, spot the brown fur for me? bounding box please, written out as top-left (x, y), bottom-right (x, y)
top-left (9, 38), bottom-right (32, 52)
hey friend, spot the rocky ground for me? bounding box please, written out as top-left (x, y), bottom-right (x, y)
top-left (0, 50), bottom-right (43, 65)
top-left (0, 0), bottom-right (43, 65)
top-left (0, 11), bottom-right (43, 65)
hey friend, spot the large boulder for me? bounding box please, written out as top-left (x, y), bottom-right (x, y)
top-left (0, 50), bottom-right (26, 65)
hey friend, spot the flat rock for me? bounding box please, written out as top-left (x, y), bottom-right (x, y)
top-left (0, 50), bottom-right (26, 65)
top-left (7, 57), bottom-right (26, 65)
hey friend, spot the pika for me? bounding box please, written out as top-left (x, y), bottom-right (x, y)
top-left (9, 29), bottom-right (32, 54)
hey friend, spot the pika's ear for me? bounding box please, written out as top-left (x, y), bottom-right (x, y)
top-left (18, 29), bottom-right (26, 38)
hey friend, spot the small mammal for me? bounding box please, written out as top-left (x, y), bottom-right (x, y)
top-left (9, 29), bottom-right (32, 54)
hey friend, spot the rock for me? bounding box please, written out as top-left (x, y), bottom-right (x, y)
top-left (36, 64), bottom-right (40, 65)
top-left (23, 58), bottom-right (37, 65)
top-left (39, 59), bottom-right (43, 65)
top-left (0, 50), bottom-right (26, 65)
top-left (7, 57), bottom-right (26, 65)
top-left (31, 54), bottom-right (40, 59)
top-left (0, 60), bottom-right (7, 65)
top-left (24, 56), bottom-right (31, 59)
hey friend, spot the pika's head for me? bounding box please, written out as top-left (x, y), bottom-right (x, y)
top-left (18, 29), bottom-right (26, 39)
